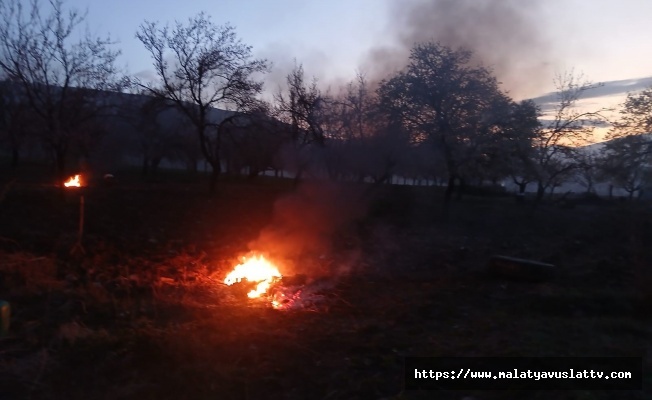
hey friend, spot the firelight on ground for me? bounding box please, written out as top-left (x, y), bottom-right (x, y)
top-left (224, 254), bottom-right (282, 298)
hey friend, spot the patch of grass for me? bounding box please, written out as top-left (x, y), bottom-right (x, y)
top-left (0, 179), bottom-right (649, 399)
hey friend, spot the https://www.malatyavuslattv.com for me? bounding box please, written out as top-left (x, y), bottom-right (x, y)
top-left (405, 357), bottom-right (643, 390)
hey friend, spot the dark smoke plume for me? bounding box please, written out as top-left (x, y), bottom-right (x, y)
top-left (248, 181), bottom-right (367, 278)
top-left (365, 0), bottom-right (553, 99)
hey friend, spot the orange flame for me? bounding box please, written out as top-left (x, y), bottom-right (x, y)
top-left (64, 175), bottom-right (82, 188)
top-left (224, 254), bottom-right (282, 298)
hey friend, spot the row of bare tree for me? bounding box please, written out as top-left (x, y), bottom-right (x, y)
top-left (0, 0), bottom-right (650, 201)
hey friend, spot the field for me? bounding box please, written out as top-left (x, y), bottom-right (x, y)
top-left (0, 170), bottom-right (650, 400)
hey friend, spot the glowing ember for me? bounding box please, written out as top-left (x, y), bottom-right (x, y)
top-left (64, 175), bottom-right (82, 187)
top-left (224, 254), bottom-right (282, 298)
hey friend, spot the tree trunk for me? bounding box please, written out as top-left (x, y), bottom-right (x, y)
top-left (444, 174), bottom-right (455, 207)
top-left (209, 157), bottom-right (221, 194)
top-left (11, 148), bottom-right (19, 169)
top-left (142, 155), bottom-right (150, 176)
top-left (536, 182), bottom-right (546, 201)
top-left (185, 156), bottom-right (198, 174)
top-left (247, 167), bottom-right (259, 180)
top-left (293, 167), bottom-right (304, 188)
top-left (456, 177), bottom-right (466, 201)
top-left (150, 157), bottom-right (161, 174)
top-left (518, 182), bottom-right (527, 194)
top-left (56, 149), bottom-right (67, 186)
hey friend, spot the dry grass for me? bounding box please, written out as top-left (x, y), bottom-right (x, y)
top-left (0, 178), bottom-right (650, 399)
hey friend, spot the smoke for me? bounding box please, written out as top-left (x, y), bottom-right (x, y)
top-left (364, 0), bottom-right (554, 99)
top-left (248, 180), bottom-right (367, 278)
top-left (256, 43), bottom-right (346, 99)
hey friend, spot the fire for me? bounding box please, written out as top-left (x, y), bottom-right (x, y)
top-left (64, 175), bottom-right (82, 187)
top-left (224, 254), bottom-right (282, 298)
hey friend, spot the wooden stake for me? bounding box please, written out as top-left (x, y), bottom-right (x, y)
top-left (79, 195), bottom-right (85, 241)
top-left (71, 194), bottom-right (85, 255)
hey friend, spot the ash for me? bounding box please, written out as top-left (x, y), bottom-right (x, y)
top-left (270, 278), bottom-right (333, 311)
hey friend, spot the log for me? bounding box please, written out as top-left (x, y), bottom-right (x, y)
top-left (487, 255), bottom-right (555, 282)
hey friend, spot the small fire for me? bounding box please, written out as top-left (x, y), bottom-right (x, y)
top-left (64, 175), bottom-right (82, 188)
top-left (224, 254), bottom-right (282, 298)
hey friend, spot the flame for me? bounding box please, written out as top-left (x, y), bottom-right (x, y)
top-left (224, 254), bottom-right (282, 298)
top-left (64, 175), bottom-right (82, 187)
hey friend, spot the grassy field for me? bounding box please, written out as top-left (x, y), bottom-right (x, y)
top-left (0, 170), bottom-right (650, 399)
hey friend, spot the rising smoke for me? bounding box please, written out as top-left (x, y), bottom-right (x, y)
top-left (248, 181), bottom-right (368, 278)
top-left (364, 0), bottom-right (554, 99)
top-left (249, 0), bottom-right (554, 277)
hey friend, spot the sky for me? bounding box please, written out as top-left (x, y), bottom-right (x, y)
top-left (63, 0), bottom-right (652, 122)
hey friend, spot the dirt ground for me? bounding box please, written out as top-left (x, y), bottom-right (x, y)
top-left (0, 171), bottom-right (650, 400)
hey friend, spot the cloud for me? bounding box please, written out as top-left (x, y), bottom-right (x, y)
top-left (531, 75), bottom-right (652, 110)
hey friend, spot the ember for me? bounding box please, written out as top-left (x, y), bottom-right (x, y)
top-left (64, 174), bottom-right (82, 187)
top-left (224, 254), bottom-right (282, 298)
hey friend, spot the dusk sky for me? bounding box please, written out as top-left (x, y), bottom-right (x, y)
top-left (65, 0), bottom-right (652, 106)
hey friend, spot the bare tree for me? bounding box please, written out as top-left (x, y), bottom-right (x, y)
top-left (0, 0), bottom-right (122, 182)
top-left (600, 135), bottom-right (650, 199)
top-left (135, 13), bottom-right (268, 193)
top-left (574, 149), bottom-right (601, 194)
top-left (496, 100), bottom-right (543, 194)
top-left (273, 63), bottom-right (332, 183)
top-left (221, 101), bottom-right (288, 179)
top-left (599, 89), bottom-right (652, 198)
top-left (275, 64), bottom-right (327, 146)
top-left (530, 71), bottom-right (608, 200)
top-left (338, 71), bottom-right (374, 141)
top-left (133, 95), bottom-right (174, 176)
top-left (323, 72), bottom-right (393, 182)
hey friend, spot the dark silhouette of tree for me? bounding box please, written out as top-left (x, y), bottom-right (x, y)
top-left (273, 63), bottom-right (331, 184)
top-left (600, 87), bottom-right (652, 198)
top-left (574, 149), bottom-right (601, 194)
top-left (0, 0), bottom-right (122, 182)
top-left (221, 101), bottom-right (288, 179)
top-left (377, 42), bottom-right (510, 209)
top-left (531, 72), bottom-right (607, 200)
top-left (600, 135), bottom-right (650, 199)
top-left (275, 63), bottom-right (327, 147)
top-left (0, 79), bottom-right (35, 168)
top-left (136, 13), bottom-right (268, 193)
top-left (500, 100), bottom-right (543, 194)
top-left (610, 86), bottom-right (652, 137)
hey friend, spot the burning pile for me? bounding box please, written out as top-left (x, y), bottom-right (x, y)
top-left (224, 254), bottom-right (282, 299)
top-left (64, 174), bottom-right (82, 187)
top-left (223, 254), bottom-right (329, 311)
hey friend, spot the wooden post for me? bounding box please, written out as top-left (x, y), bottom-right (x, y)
top-left (71, 194), bottom-right (85, 255)
top-left (79, 195), bottom-right (85, 242)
